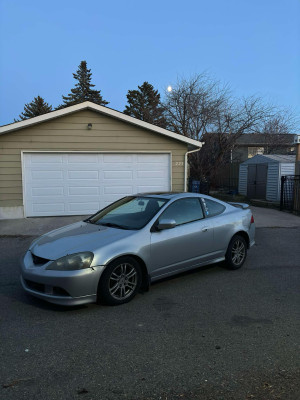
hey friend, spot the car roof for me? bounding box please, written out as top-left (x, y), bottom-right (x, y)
top-left (135, 192), bottom-right (208, 200)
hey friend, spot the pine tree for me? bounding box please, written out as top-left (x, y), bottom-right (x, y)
top-left (58, 61), bottom-right (109, 108)
top-left (124, 82), bottom-right (167, 128)
top-left (15, 96), bottom-right (52, 121)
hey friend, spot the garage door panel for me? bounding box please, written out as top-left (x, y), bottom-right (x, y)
top-left (136, 177), bottom-right (168, 184)
top-left (103, 154), bottom-right (133, 163)
top-left (31, 170), bottom-right (63, 180)
top-left (33, 203), bottom-right (65, 213)
top-left (136, 163), bottom-right (167, 170)
top-left (137, 154), bottom-right (167, 162)
top-left (67, 154), bottom-right (99, 163)
top-left (30, 154), bottom-right (64, 164)
top-left (32, 187), bottom-right (64, 196)
top-left (68, 187), bottom-right (99, 196)
top-left (137, 170), bottom-right (167, 178)
top-left (69, 202), bottom-right (100, 213)
top-left (67, 194), bottom-right (101, 202)
top-left (23, 153), bottom-right (170, 217)
top-left (104, 171), bottom-right (133, 179)
top-left (104, 186), bottom-right (133, 195)
top-left (101, 163), bottom-right (134, 171)
top-left (66, 165), bottom-right (100, 172)
top-left (137, 185), bottom-right (166, 192)
top-left (29, 196), bottom-right (67, 204)
top-left (68, 170), bottom-right (99, 180)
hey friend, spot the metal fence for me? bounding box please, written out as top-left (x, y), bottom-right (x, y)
top-left (280, 175), bottom-right (300, 215)
top-left (212, 162), bottom-right (240, 193)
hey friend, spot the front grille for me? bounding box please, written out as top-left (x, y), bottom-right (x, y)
top-left (31, 252), bottom-right (50, 265)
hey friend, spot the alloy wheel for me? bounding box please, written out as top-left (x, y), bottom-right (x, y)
top-left (231, 239), bottom-right (246, 266)
top-left (108, 263), bottom-right (138, 300)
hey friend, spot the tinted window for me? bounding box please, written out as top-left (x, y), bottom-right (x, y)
top-left (159, 198), bottom-right (204, 226)
top-left (201, 198), bottom-right (225, 217)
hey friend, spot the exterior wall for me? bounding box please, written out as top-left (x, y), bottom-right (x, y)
top-left (266, 163), bottom-right (279, 202)
top-left (0, 110), bottom-right (188, 214)
top-left (238, 164), bottom-right (248, 195)
top-left (280, 162), bottom-right (295, 177)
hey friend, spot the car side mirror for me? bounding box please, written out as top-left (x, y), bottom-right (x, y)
top-left (156, 218), bottom-right (176, 230)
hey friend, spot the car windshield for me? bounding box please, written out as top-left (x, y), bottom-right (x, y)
top-left (86, 196), bottom-right (169, 230)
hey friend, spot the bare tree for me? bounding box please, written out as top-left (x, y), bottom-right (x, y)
top-left (258, 111), bottom-right (296, 154)
top-left (163, 73), bottom-right (229, 140)
top-left (163, 74), bottom-right (283, 183)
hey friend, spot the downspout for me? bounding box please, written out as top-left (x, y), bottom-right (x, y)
top-left (184, 147), bottom-right (202, 192)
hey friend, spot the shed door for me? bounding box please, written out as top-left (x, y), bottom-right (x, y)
top-left (247, 164), bottom-right (268, 199)
top-left (23, 153), bottom-right (171, 217)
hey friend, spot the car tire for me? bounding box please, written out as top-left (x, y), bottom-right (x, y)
top-left (98, 256), bottom-right (142, 305)
top-left (225, 235), bottom-right (247, 270)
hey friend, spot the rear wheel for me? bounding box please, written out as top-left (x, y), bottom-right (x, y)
top-left (98, 256), bottom-right (142, 305)
top-left (225, 235), bottom-right (247, 270)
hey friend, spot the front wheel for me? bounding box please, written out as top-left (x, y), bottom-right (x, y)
top-left (98, 256), bottom-right (142, 305)
top-left (225, 235), bottom-right (247, 270)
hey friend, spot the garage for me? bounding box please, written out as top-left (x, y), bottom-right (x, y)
top-left (0, 101), bottom-right (202, 219)
top-left (23, 152), bottom-right (170, 217)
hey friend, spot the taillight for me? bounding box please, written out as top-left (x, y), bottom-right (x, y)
top-left (250, 215), bottom-right (254, 224)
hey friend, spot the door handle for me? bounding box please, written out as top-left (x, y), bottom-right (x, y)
top-left (202, 227), bottom-right (209, 232)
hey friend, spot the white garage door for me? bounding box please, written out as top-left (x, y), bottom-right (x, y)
top-left (23, 152), bottom-right (171, 217)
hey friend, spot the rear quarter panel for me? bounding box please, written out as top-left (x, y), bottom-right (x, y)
top-left (211, 206), bottom-right (253, 254)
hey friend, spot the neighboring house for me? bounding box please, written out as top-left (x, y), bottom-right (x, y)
top-left (239, 154), bottom-right (296, 201)
top-left (232, 133), bottom-right (295, 162)
top-left (0, 102), bottom-right (202, 219)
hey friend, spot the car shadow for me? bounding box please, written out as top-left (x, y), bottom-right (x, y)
top-left (150, 261), bottom-right (225, 287)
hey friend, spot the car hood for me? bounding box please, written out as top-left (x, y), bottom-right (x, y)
top-left (30, 221), bottom-right (134, 260)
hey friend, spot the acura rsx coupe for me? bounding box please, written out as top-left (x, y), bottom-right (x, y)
top-left (21, 192), bottom-right (255, 306)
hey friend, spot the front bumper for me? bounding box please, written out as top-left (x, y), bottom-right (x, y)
top-left (20, 251), bottom-right (105, 306)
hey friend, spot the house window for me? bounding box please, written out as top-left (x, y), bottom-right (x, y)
top-left (248, 147), bottom-right (264, 158)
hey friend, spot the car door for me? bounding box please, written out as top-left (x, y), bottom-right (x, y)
top-left (200, 197), bottom-right (229, 257)
top-left (149, 197), bottom-right (214, 279)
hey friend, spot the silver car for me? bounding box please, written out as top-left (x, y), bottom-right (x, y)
top-left (21, 193), bottom-right (255, 306)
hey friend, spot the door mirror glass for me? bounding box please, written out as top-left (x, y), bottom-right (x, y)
top-left (157, 219), bottom-right (176, 230)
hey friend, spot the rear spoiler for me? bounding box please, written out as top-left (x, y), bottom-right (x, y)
top-left (228, 202), bottom-right (250, 209)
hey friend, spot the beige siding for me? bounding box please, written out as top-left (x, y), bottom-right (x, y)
top-left (0, 110), bottom-right (188, 206)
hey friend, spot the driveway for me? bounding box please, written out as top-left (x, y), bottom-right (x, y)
top-left (0, 207), bottom-right (299, 400)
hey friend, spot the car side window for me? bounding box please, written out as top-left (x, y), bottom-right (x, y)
top-left (159, 198), bottom-right (204, 226)
top-left (201, 198), bottom-right (225, 217)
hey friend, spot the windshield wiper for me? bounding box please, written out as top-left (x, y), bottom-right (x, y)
top-left (98, 222), bottom-right (130, 230)
top-left (84, 218), bottom-right (95, 224)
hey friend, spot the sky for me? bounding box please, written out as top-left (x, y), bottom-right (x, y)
top-left (0, 0), bottom-right (299, 126)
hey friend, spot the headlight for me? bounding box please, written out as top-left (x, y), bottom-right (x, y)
top-left (46, 252), bottom-right (94, 271)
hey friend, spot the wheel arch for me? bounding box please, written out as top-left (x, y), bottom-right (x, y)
top-left (100, 254), bottom-right (150, 292)
top-left (232, 230), bottom-right (250, 249)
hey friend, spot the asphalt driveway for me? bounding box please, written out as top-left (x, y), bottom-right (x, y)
top-left (0, 207), bottom-right (299, 400)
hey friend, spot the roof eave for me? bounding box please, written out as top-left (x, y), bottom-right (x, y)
top-left (0, 101), bottom-right (203, 149)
